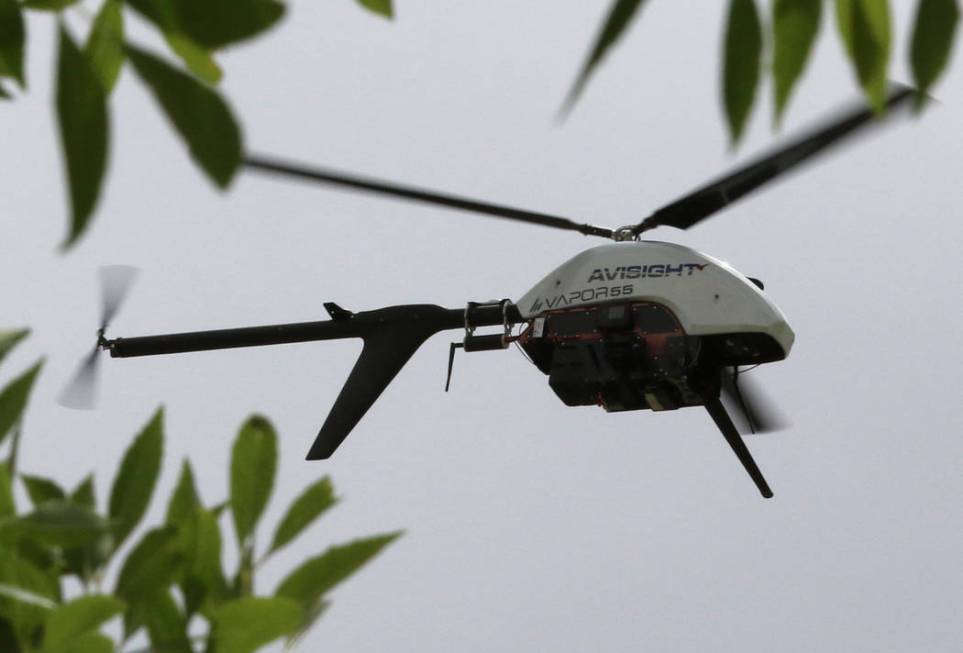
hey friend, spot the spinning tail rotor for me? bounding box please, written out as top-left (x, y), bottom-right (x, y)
top-left (58, 266), bottom-right (139, 409)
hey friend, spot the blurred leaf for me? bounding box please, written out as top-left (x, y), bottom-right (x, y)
top-left (114, 527), bottom-right (183, 605)
top-left (56, 26), bottom-right (109, 247)
top-left (0, 0), bottom-right (25, 88)
top-left (21, 476), bottom-right (66, 508)
top-left (166, 459), bottom-right (199, 526)
top-left (772, 0), bottom-right (822, 122)
top-left (275, 532), bottom-right (402, 609)
top-left (0, 330), bottom-right (28, 368)
top-left (144, 590), bottom-right (192, 653)
top-left (210, 596), bottom-right (300, 653)
top-left (126, 45), bottom-right (241, 187)
top-left (564, 0), bottom-right (649, 111)
top-left (0, 81), bottom-right (9, 99)
top-left (267, 476), bottom-right (337, 557)
top-left (0, 582), bottom-right (56, 609)
top-left (42, 595), bottom-right (124, 653)
top-left (108, 407), bottom-right (163, 550)
top-left (356, 0), bottom-right (392, 18)
top-left (0, 617), bottom-right (15, 653)
top-left (835, 0), bottom-right (891, 111)
top-left (0, 548), bottom-right (59, 643)
top-left (0, 464), bottom-right (13, 517)
top-left (181, 507), bottom-right (228, 614)
top-left (229, 415), bottom-right (277, 547)
top-left (5, 502), bottom-right (110, 547)
top-left (63, 632), bottom-right (114, 653)
top-left (171, 0), bottom-right (284, 49)
top-left (909, 0), bottom-right (959, 105)
top-left (126, 0), bottom-right (284, 49)
top-left (21, 0), bottom-right (78, 10)
top-left (0, 360), bottom-right (43, 447)
top-left (85, 0), bottom-right (125, 93)
top-left (62, 475), bottom-right (106, 580)
top-left (285, 597), bottom-right (329, 648)
top-left (722, 0), bottom-right (763, 143)
top-left (70, 475), bottom-right (96, 511)
top-left (165, 32), bottom-right (222, 84)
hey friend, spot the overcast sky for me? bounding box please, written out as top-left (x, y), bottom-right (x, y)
top-left (2, 1), bottom-right (961, 651)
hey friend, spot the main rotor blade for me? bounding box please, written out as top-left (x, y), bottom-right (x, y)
top-left (635, 85), bottom-right (915, 234)
top-left (100, 265), bottom-right (139, 330)
top-left (721, 367), bottom-right (787, 434)
top-left (244, 154), bottom-right (615, 239)
top-left (58, 346), bottom-right (101, 410)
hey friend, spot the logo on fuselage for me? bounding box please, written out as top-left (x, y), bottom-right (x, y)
top-left (586, 263), bottom-right (708, 282)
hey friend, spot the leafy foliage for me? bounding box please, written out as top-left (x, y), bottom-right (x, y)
top-left (127, 45), bottom-right (242, 188)
top-left (910, 0), bottom-right (960, 105)
top-left (108, 407), bottom-right (163, 549)
top-left (772, 0), bottom-right (822, 123)
top-left (0, 330), bottom-right (400, 651)
top-left (722, 0), bottom-right (763, 143)
top-left (567, 0), bottom-right (960, 143)
top-left (0, 360), bottom-right (43, 446)
top-left (564, 0), bottom-right (649, 111)
top-left (56, 27), bottom-right (109, 248)
top-left (357, 0), bottom-right (393, 19)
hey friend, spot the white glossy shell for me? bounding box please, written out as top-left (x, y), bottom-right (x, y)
top-left (517, 241), bottom-right (794, 356)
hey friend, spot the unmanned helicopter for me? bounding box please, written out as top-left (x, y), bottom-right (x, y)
top-left (61, 86), bottom-right (917, 499)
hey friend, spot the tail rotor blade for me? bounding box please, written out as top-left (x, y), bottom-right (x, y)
top-left (100, 265), bottom-right (139, 329)
top-left (57, 346), bottom-right (101, 410)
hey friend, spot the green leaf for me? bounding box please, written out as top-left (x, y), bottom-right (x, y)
top-left (835, 0), bottom-right (892, 111)
top-left (21, 0), bottom-right (79, 10)
top-left (0, 465), bottom-right (13, 518)
top-left (108, 407), bottom-right (163, 550)
top-left (42, 595), bottom-right (124, 653)
top-left (56, 26), bottom-right (109, 248)
top-left (356, 0), bottom-right (392, 18)
top-left (909, 0), bottom-right (959, 105)
top-left (6, 502), bottom-right (110, 547)
top-left (114, 527), bottom-right (183, 604)
top-left (0, 0), bottom-right (25, 87)
top-left (170, 0), bottom-right (284, 49)
top-left (63, 632), bottom-right (114, 653)
top-left (165, 459), bottom-right (199, 526)
top-left (0, 81), bottom-right (9, 99)
top-left (275, 532), bottom-right (402, 608)
top-left (85, 0), bottom-right (125, 93)
top-left (63, 478), bottom-right (111, 582)
top-left (0, 330), bottom-right (28, 368)
top-left (20, 476), bottom-right (66, 508)
top-left (722, 0), bottom-right (763, 143)
top-left (70, 475), bottom-right (96, 511)
top-left (181, 507), bottom-right (228, 614)
top-left (772, 0), bottom-right (822, 122)
top-left (0, 360), bottom-right (43, 447)
top-left (229, 415), bottom-right (277, 547)
top-left (165, 32), bottom-right (222, 84)
top-left (267, 476), bottom-right (337, 557)
top-left (126, 45), bottom-right (241, 187)
top-left (125, 0), bottom-right (284, 49)
top-left (210, 597), bottom-right (300, 653)
top-left (564, 0), bottom-right (649, 111)
top-left (0, 549), bottom-right (59, 644)
top-left (144, 590), bottom-right (192, 653)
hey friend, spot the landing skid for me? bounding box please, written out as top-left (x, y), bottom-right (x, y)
top-left (704, 396), bottom-right (773, 498)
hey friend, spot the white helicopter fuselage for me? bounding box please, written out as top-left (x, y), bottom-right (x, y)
top-left (518, 241), bottom-right (794, 357)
